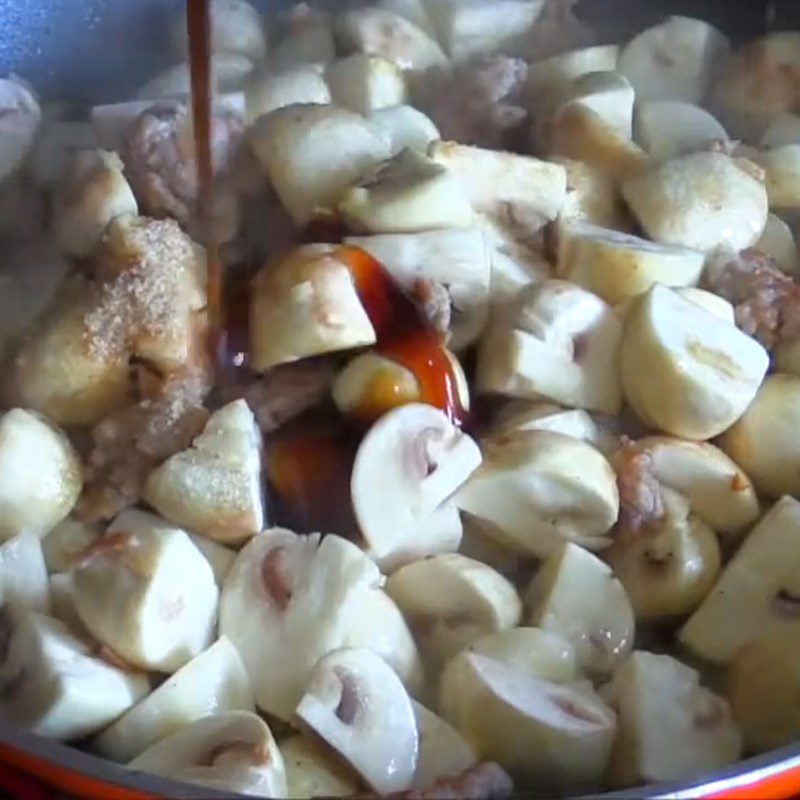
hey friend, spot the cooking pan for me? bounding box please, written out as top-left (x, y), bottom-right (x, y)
top-left (0, 0), bottom-right (799, 798)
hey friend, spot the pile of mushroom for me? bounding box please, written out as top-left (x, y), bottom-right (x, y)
top-left (3, 0), bottom-right (800, 796)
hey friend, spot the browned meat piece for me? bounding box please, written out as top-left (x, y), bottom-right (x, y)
top-left (412, 277), bottom-right (452, 339)
top-left (76, 367), bottom-right (210, 523)
top-left (612, 438), bottom-right (665, 541)
top-left (388, 763), bottom-right (513, 800)
top-left (229, 360), bottom-right (335, 433)
top-left (704, 248), bottom-right (800, 350)
top-left (121, 102), bottom-right (244, 242)
top-left (422, 56), bottom-right (529, 150)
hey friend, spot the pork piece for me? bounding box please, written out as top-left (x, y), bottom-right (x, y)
top-left (423, 56), bottom-right (529, 150)
top-left (612, 438), bottom-right (665, 541)
top-left (228, 361), bottom-right (335, 433)
top-left (388, 763), bottom-right (513, 800)
top-left (76, 367), bottom-right (210, 523)
top-left (705, 248), bottom-right (800, 350)
top-left (121, 102), bottom-right (244, 242)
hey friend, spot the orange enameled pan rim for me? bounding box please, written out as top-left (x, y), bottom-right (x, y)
top-left (1, 715), bottom-right (800, 799)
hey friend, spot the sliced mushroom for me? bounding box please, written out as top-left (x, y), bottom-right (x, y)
top-left (385, 553), bottom-right (522, 667)
top-left (0, 409), bottom-right (82, 541)
top-left (327, 54), bottom-right (406, 115)
top-left (618, 16), bottom-right (729, 104)
top-left (761, 113), bottom-right (800, 149)
top-left (680, 496), bottom-right (800, 665)
top-left (143, 400), bottom-right (263, 545)
top-left (378, 0), bottom-right (437, 38)
top-left (754, 213), bottom-right (800, 275)
top-left (0, 605), bottom-right (148, 741)
top-left (336, 7), bottom-right (448, 72)
top-left (552, 157), bottom-right (631, 230)
top-left (603, 651), bottom-right (741, 787)
top-left (556, 71), bottom-right (635, 140)
top-left (476, 280), bottom-right (624, 416)
top-left (280, 734), bottom-right (361, 799)
top-left (48, 572), bottom-right (88, 636)
top-left (621, 152), bottom-right (769, 252)
top-left (272, 4), bottom-right (336, 69)
top-left (0, 76), bottom-right (41, 183)
top-left (438, 651), bottom-right (616, 792)
top-left (345, 229), bottom-right (491, 350)
top-left (250, 244), bottom-right (377, 371)
top-left (620, 285), bottom-right (769, 440)
top-left (412, 700), bottom-right (478, 790)
top-left (455, 430), bottom-right (620, 558)
top-left (219, 529), bottom-right (382, 720)
top-left (72, 509), bottom-right (218, 673)
top-left (759, 144), bottom-right (800, 210)
top-left (0, 533), bottom-right (49, 613)
top-left (728, 630), bottom-right (800, 754)
top-left (671, 287), bottom-right (736, 324)
top-left (605, 487), bottom-right (721, 622)
top-left (557, 222), bottom-right (705, 305)
top-left (429, 141), bottom-right (567, 234)
top-left (526, 541), bottom-right (634, 676)
top-left (52, 149), bottom-right (138, 259)
top-left (30, 116), bottom-right (93, 187)
top-left (136, 54), bottom-right (254, 101)
top-left (339, 149), bottom-right (475, 234)
top-left (634, 101), bottom-right (728, 162)
top-left (367, 105), bottom-right (440, 156)
top-left (351, 404), bottom-right (482, 570)
top-left (129, 710), bottom-right (287, 798)
top-left (295, 646), bottom-right (419, 795)
top-left (94, 637), bottom-right (253, 762)
top-left (250, 103), bottom-right (390, 226)
top-left (187, 534), bottom-right (236, 587)
top-left (42, 519), bottom-right (101, 575)
top-left (245, 63), bottom-right (330, 122)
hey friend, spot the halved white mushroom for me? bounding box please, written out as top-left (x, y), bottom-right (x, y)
top-left (219, 529), bottom-right (382, 720)
top-left (72, 509), bottom-right (218, 673)
top-left (605, 487), bottom-right (721, 621)
top-left (527, 541), bottom-right (634, 675)
top-left (351, 404), bottom-right (482, 570)
top-left (458, 515), bottom-right (525, 580)
top-left (169, 0), bottom-right (267, 62)
top-left (336, 7), bottom-right (448, 71)
top-left (295, 646), bottom-right (419, 795)
top-left (367, 105), bottom-right (440, 156)
top-left (761, 114), bottom-right (800, 149)
top-left (754, 213), bottom-right (800, 275)
top-left (249, 103), bottom-right (390, 226)
top-left (0, 409), bottom-right (82, 542)
top-left (438, 651), bottom-right (616, 791)
top-left (557, 222), bottom-right (705, 305)
top-left (429, 141), bottom-right (567, 234)
top-left (759, 145), bottom-right (800, 210)
top-left (48, 572), bottom-right (87, 636)
top-left (94, 636), bottom-right (253, 762)
top-left (476, 280), bottom-right (624, 416)
top-left (620, 285), bottom-right (770, 440)
top-left (455, 430), bottom-right (620, 558)
top-left (427, 0), bottom-right (545, 61)
top-left (711, 32), bottom-right (800, 141)
top-left (378, 0), bottom-right (437, 38)
top-left (280, 734), bottom-right (360, 799)
top-left (327, 54), bottom-right (406, 115)
top-left (272, 4), bottom-right (336, 69)
top-left (0, 533), bottom-right (49, 613)
top-left (0, 76), bottom-right (41, 184)
top-left (634, 101), bottom-right (728, 162)
top-left (552, 157), bottom-right (631, 230)
top-left (549, 105), bottom-right (651, 182)
top-left (0, 605), bottom-right (148, 741)
top-left (618, 16), bottom-right (729, 104)
top-left (670, 287), bottom-right (736, 324)
top-left (136, 54), bottom-right (254, 101)
top-left (339, 149), bottom-right (475, 234)
top-left (43, 519), bottom-right (100, 575)
top-left (728, 630), bottom-right (800, 754)
top-left (603, 651), bottom-right (741, 787)
top-left (680, 496), bottom-right (800, 665)
top-left (250, 244), bottom-right (377, 371)
top-left (465, 627), bottom-right (581, 684)
top-left (245, 64), bottom-right (331, 121)
top-left (412, 700), bottom-right (477, 789)
top-left (52, 149), bottom-right (138, 259)
top-left (345, 228), bottom-right (491, 349)
top-left (621, 152), bottom-right (769, 252)
top-left (129, 710), bottom-right (287, 798)
top-left (187, 534), bottom-right (236, 587)
top-left (143, 400), bottom-right (263, 545)
top-left (556, 71), bottom-right (635, 140)
top-left (385, 553), bottom-right (522, 667)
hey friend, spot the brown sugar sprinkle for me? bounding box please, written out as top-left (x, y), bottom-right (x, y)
top-left (83, 218), bottom-right (203, 362)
